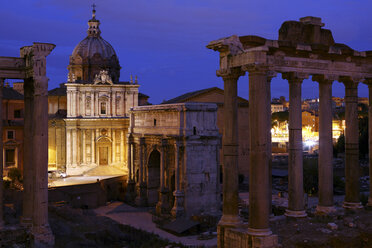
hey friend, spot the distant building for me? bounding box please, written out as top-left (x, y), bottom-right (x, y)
top-left (2, 85), bottom-right (24, 177)
top-left (271, 102), bottom-right (284, 113)
top-left (163, 86), bottom-right (250, 178)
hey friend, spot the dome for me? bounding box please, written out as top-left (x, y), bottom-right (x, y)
top-left (67, 7), bottom-right (121, 84)
top-left (71, 36), bottom-right (117, 60)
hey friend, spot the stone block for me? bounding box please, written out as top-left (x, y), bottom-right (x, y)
top-left (222, 227), bottom-right (278, 248)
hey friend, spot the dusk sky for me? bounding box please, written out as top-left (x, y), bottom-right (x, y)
top-left (1, 0), bottom-right (372, 104)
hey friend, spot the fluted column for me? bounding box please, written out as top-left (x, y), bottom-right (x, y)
top-left (246, 65), bottom-right (272, 236)
top-left (341, 77), bottom-right (362, 209)
top-left (313, 75), bottom-right (335, 213)
top-left (171, 140), bottom-right (185, 217)
top-left (367, 82), bottom-right (372, 207)
top-left (282, 72), bottom-right (307, 217)
top-left (217, 68), bottom-right (244, 226)
top-left (156, 139), bottom-right (170, 214)
top-left (0, 79), bottom-right (4, 228)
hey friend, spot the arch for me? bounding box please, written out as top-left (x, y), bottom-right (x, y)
top-left (147, 149), bottom-right (160, 206)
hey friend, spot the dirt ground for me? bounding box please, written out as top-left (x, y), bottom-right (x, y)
top-left (272, 207), bottom-right (372, 248)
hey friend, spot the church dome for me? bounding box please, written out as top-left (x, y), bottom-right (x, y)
top-left (71, 35), bottom-right (117, 61)
top-left (67, 7), bottom-right (121, 84)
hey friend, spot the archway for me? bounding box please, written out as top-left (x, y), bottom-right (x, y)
top-left (147, 150), bottom-right (160, 206)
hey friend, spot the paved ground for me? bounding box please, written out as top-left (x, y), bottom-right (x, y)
top-left (95, 202), bottom-right (217, 247)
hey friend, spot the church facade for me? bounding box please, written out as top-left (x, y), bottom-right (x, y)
top-left (45, 8), bottom-right (221, 217)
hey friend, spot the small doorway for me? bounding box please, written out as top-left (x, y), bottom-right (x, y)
top-left (99, 147), bottom-right (108, 165)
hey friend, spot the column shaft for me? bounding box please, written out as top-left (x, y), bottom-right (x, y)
top-left (66, 129), bottom-right (71, 165)
top-left (72, 129), bottom-right (77, 165)
top-left (368, 84), bottom-right (372, 206)
top-left (91, 129), bottom-right (95, 164)
top-left (32, 77), bottom-right (53, 240)
top-left (160, 144), bottom-right (165, 188)
top-left (0, 79), bottom-right (3, 227)
top-left (220, 71), bottom-right (240, 225)
top-left (248, 67), bottom-right (271, 235)
top-left (139, 141), bottom-right (144, 183)
top-left (287, 77), bottom-right (306, 216)
top-left (343, 81), bottom-right (361, 208)
top-left (82, 129), bottom-right (86, 164)
top-left (22, 79), bottom-right (34, 226)
top-left (318, 81), bottom-right (334, 209)
top-left (120, 130), bottom-right (124, 163)
top-left (127, 140), bottom-right (132, 180)
top-left (112, 129), bottom-right (115, 163)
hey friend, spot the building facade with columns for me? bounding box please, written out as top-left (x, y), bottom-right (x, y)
top-left (208, 16), bottom-right (372, 247)
top-left (48, 8), bottom-right (140, 176)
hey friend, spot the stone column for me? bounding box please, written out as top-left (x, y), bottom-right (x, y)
top-left (217, 68), bottom-right (244, 226)
top-left (283, 72), bottom-right (307, 217)
top-left (66, 129), bottom-right (71, 166)
top-left (111, 129), bottom-right (115, 164)
top-left (367, 82), bottom-right (372, 207)
top-left (267, 71), bottom-right (276, 218)
top-left (21, 78), bottom-right (34, 227)
top-left (72, 129), bottom-right (77, 166)
top-left (82, 129), bottom-right (86, 164)
top-left (135, 137), bottom-right (147, 206)
top-left (120, 130), bottom-right (124, 163)
top-left (125, 135), bottom-right (136, 202)
top-left (112, 91), bottom-right (116, 116)
top-left (0, 78), bottom-right (4, 227)
top-left (313, 75), bottom-right (335, 213)
top-left (246, 65), bottom-right (272, 236)
top-left (341, 77), bottom-right (362, 209)
top-left (156, 139), bottom-right (170, 215)
top-left (171, 140), bottom-right (185, 217)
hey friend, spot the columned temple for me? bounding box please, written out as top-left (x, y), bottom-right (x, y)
top-left (208, 16), bottom-right (372, 247)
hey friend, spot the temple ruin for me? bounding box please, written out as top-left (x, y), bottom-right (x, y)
top-left (207, 16), bottom-right (372, 247)
top-left (0, 43), bottom-right (55, 246)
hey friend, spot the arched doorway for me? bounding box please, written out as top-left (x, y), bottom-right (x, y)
top-left (96, 137), bottom-right (111, 166)
top-left (147, 150), bottom-right (160, 206)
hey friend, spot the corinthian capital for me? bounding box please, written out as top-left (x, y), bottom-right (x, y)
top-left (241, 63), bottom-right (268, 75)
top-left (282, 72), bottom-right (309, 83)
top-left (216, 68), bottom-right (245, 80)
top-left (312, 74), bottom-right (336, 84)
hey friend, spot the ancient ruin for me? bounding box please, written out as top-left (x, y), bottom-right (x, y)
top-left (208, 16), bottom-right (372, 247)
top-left (0, 43), bottom-right (55, 246)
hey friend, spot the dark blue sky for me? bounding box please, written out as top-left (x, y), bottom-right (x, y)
top-left (1, 0), bottom-right (372, 104)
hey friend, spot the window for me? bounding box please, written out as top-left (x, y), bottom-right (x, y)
top-left (7, 130), bottom-right (14, 140)
top-left (14, 109), bottom-right (21, 118)
top-left (154, 119), bottom-right (157, 126)
top-left (100, 102), bottom-right (106, 115)
top-left (5, 149), bottom-right (15, 167)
